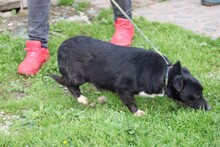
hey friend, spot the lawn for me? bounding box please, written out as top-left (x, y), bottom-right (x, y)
top-left (0, 9), bottom-right (220, 146)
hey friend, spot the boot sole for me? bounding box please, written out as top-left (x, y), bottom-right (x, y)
top-left (202, 1), bottom-right (220, 6)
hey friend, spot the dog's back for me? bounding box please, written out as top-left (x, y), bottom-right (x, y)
top-left (57, 36), bottom-right (167, 93)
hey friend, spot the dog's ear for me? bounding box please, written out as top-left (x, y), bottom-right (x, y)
top-left (173, 75), bottom-right (184, 92)
top-left (182, 67), bottom-right (190, 74)
top-left (172, 61), bottom-right (182, 75)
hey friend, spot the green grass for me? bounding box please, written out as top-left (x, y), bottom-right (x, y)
top-left (0, 9), bottom-right (220, 146)
top-left (58, 0), bottom-right (90, 12)
top-left (59, 0), bottom-right (74, 6)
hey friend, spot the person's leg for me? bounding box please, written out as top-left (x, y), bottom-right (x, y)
top-left (111, 0), bottom-right (132, 20)
top-left (110, 0), bottom-right (134, 47)
top-left (28, 0), bottom-right (50, 48)
top-left (18, 0), bottom-right (50, 76)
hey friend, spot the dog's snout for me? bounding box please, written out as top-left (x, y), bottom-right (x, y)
top-left (194, 103), bottom-right (211, 111)
top-left (205, 105), bottom-right (212, 111)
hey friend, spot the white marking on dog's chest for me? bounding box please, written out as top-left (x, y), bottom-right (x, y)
top-left (138, 91), bottom-right (164, 98)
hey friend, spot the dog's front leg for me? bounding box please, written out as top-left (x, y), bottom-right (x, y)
top-left (118, 91), bottom-right (145, 116)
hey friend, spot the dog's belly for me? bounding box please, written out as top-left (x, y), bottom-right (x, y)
top-left (137, 91), bottom-right (164, 98)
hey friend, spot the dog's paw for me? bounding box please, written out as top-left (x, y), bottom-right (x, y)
top-left (77, 95), bottom-right (89, 105)
top-left (134, 109), bottom-right (145, 116)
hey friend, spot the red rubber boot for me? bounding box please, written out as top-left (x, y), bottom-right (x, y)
top-left (18, 40), bottom-right (50, 76)
top-left (110, 18), bottom-right (134, 47)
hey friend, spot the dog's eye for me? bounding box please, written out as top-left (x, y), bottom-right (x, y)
top-left (194, 93), bottom-right (201, 99)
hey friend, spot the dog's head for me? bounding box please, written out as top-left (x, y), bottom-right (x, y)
top-left (165, 61), bottom-right (211, 111)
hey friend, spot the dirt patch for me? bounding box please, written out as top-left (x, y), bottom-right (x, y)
top-left (0, 111), bottom-right (19, 135)
top-left (0, 4), bottom-right (100, 38)
top-left (11, 91), bottom-right (26, 100)
top-left (1, 79), bottom-right (31, 100)
top-left (207, 70), bottom-right (220, 81)
top-left (0, 0), bottom-right (159, 35)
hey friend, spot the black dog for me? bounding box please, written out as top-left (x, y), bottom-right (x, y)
top-left (51, 36), bottom-right (211, 116)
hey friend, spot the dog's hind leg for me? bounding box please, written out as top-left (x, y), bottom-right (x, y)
top-left (118, 91), bottom-right (145, 116)
top-left (50, 75), bottom-right (65, 85)
top-left (67, 86), bottom-right (89, 105)
top-left (51, 73), bottom-right (88, 105)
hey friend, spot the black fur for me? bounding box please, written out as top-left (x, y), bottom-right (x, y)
top-left (51, 36), bottom-right (211, 114)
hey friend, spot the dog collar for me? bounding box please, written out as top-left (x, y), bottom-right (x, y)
top-left (163, 65), bottom-right (173, 95)
top-left (165, 65), bottom-right (173, 86)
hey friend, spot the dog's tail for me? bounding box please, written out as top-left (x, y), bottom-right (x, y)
top-left (50, 74), bottom-right (65, 86)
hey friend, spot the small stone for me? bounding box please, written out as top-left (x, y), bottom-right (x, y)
top-left (7, 23), bottom-right (13, 26)
top-left (0, 111), bottom-right (5, 115)
top-left (87, 8), bottom-right (99, 19)
top-left (18, 9), bottom-right (28, 15)
top-left (98, 96), bottom-right (107, 104)
top-left (89, 102), bottom-right (96, 108)
top-left (0, 11), bottom-right (12, 18)
top-left (67, 12), bottom-right (90, 24)
top-left (51, 0), bottom-right (59, 6)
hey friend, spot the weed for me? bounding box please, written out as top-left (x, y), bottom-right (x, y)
top-left (73, 2), bottom-right (90, 12)
top-left (59, 0), bottom-right (74, 6)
